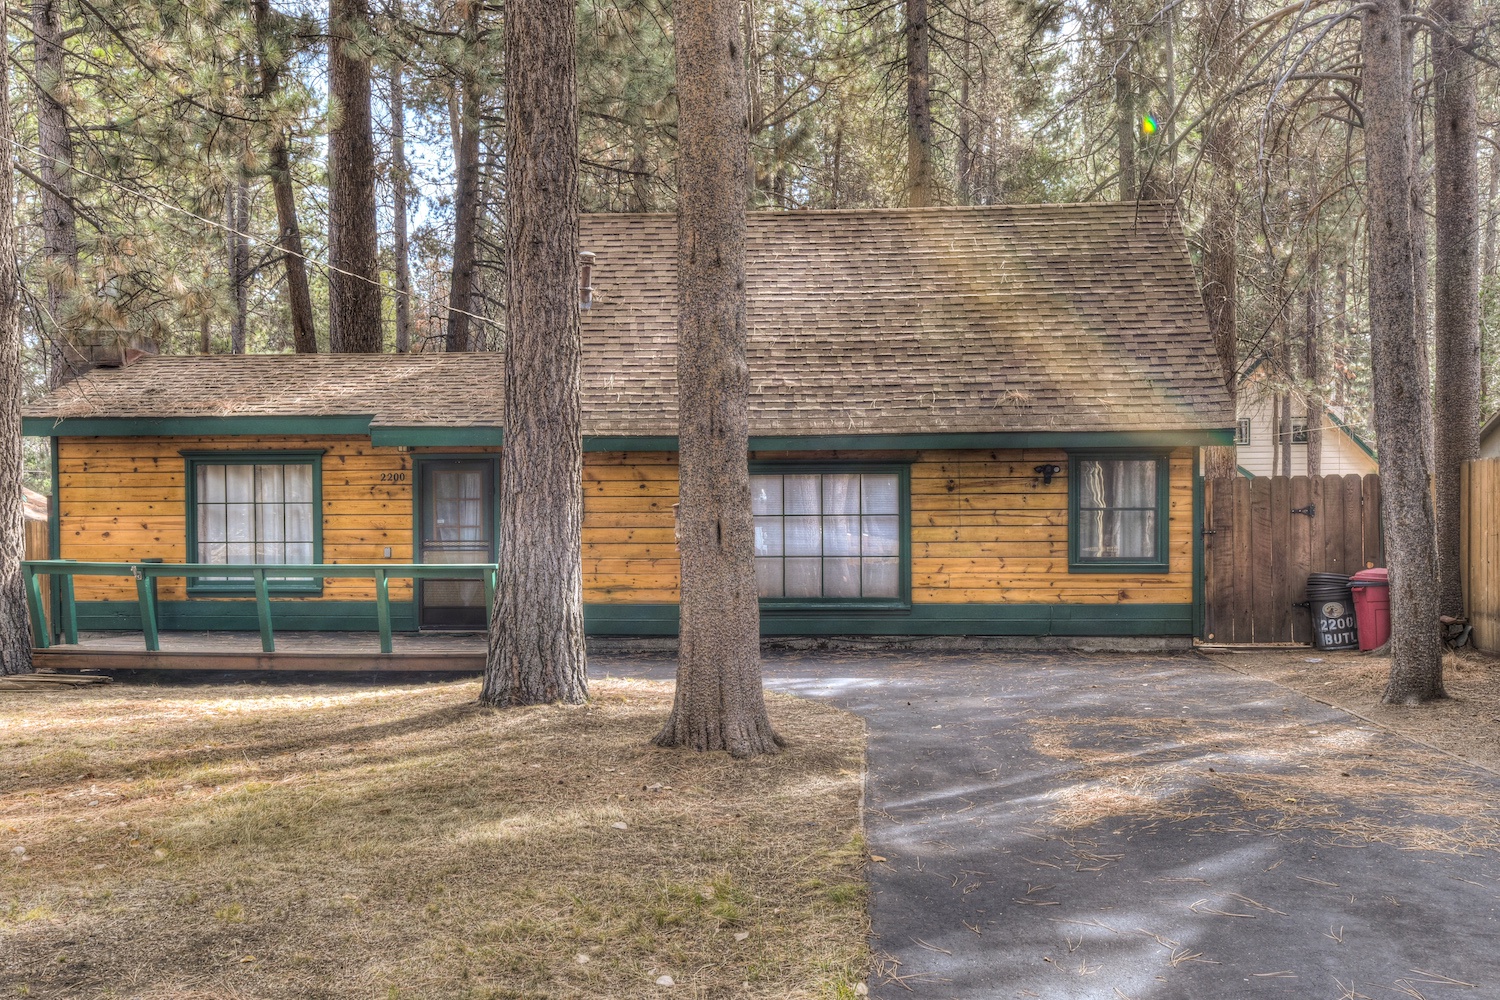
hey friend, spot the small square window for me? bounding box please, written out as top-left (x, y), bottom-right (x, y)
top-left (1068, 453), bottom-right (1171, 574)
top-left (750, 466), bottom-right (908, 607)
top-left (1291, 418), bottom-right (1309, 444)
top-left (1235, 418), bottom-right (1252, 446)
top-left (186, 453), bottom-right (323, 594)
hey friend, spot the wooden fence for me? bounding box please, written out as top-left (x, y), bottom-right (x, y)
top-left (1462, 459), bottom-right (1500, 653)
top-left (1203, 474), bottom-right (1384, 644)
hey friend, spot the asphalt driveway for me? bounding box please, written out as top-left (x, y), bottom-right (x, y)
top-left (598, 650), bottom-right (1500, 1000)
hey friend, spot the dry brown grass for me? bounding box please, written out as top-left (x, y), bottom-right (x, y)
top-left (0, 677), bottom-right (869, 999)
top-left (1028, 695), bottom-right (1500, 853)
top-left (1219, 646), bottom-right (1500, 773)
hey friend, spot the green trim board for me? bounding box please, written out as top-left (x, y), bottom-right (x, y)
top-left (26, 415), bottom-right (1235, 450)
top-left (748, 460), bottom-right (912, 612)
top-left (182, 451), bottom-right (325, 595)
top-left (46, 438), bottom-right (60, 640)
top-left (69, 600), bottom-right (1192, 637)
top-left (25, 415), bottom-right (375, 438)
top-left (74, 600), bottom-right (418, 633)
top-left (372, 426), bottom-right (503, 448)
top-left (1067, 450), bottom-right (1172, 574)
top-left (1192, 448), bottom-right (1205, 639)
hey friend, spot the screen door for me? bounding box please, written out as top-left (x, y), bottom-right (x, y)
top-left (417, 459), bottom-right (496, 628)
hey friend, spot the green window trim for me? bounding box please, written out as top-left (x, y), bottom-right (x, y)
top-left (1067, 450), bottom-right (1172, 575)
top-left (749, 461), bottom-right (912, 613)
top-left (182, 450), bottom-right (325, 596)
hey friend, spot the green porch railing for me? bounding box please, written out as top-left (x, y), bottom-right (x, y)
top-left (20, 561), bottom-right (499, 655)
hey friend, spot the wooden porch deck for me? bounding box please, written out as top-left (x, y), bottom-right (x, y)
top-left (33, 630), bottom-right (488, 672)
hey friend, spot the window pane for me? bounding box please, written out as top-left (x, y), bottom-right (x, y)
top-left (754, 516), bottom-right (783, 557)
top-left (285, 465), bottom-right (313, 503)
top-left (755, 558), bottom-right (784, 598)
top-left (227, 543), bottom-right (254, 565)
top-left (784, 475), bottom-right (821, 515)
top-left (824, 557), bottom-right (860, 597)
top-left (862, 557), bottom-right (899, 597)
top-left (256, 465), bottom-right (284, 504)
top-left (751, 476), bottom-right (782, 516)
top-left (256, 541), bottom-right (285, 564)
top-left (861, 475), bottom-right (899, 515)
top-left (823, 515), bottom-right (860, 556)
top-left (258, 501), bottom-right (285, 544)
top-left (227, 503), bottom-right (253, 542)
top-left (784, 516), bottom-right (821, 556)
top-left (862, 516), bottom-right (899, 556)
top-left (286, 542), bottom-right (314, 565)
top-left (225, 464), bottom-right (254, 503)
top-left (199, 465), bottom-right (226, 503)
top-left (823, 474), bottom-right (860, 515)
top-left (1079, 510), bottom-right (1157, 560)
top-left (286, 504), bottom-right (314, 544)
top-left (1112, 461), bottom-right (1157, 507)
top-left (1078, 460), bottom-right (1108, 509)
top-left (784, 557), bottom-right (821, 597)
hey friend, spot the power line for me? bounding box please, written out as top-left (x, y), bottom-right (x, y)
top-left (2, 134), bottom-right (506, 332)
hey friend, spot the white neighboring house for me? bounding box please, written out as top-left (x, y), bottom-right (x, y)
top-left (1233, 378), bottom-right (1378, 478)
top-left (1482, 410), bottom-right (1500, 460)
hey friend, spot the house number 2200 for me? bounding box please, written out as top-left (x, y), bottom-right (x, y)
top-left (379, 472), bottom-right (409, 483)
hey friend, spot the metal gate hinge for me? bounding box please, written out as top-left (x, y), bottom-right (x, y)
top-left (1291, 504), bottom-right (1316, 517)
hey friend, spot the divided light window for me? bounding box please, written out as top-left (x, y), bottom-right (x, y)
top-left (751, 470), bottom-right (906, 604)
top-left (1068, 453), bottom-right (1170, 574)
top-left (186, 453), bottom-right (322, 592)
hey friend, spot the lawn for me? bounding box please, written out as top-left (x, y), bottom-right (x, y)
top-left (0, 675), bottom-right (869, 999)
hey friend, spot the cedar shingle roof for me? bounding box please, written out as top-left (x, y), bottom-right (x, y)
top-left (26, 203), bottom-right (1233, 436)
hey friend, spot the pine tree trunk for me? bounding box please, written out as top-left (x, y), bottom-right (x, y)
top-left (230, 165), bottom-right (250, 355)
top-left (479, 0), bottom-right (587, 707)
top-left (391, 53), bottom-right (412, 354)
top-left (1431, 0), bottom-right (1480, 621)
top-left (0, 0), bottom-right (34, 675)
top-left (654, 0), bottom-right (782, 758)
top-left (33, 0), bottom-right (77, 387)
top-left (1199, 0), bottom-right (1238, 480)
top-left (269, 136), bottom-right (318, 353)
top-left (253, 0), bottom-right (317, 353)
top-left (445, 91), bottom-right (481, 352)
top-left (1113, 14), bottom-right (1135, 202)
top-left (904, 0), bottom-right (935, 207)
top-left (328, 0), bottom-right (383, 353)
top-left (1304, 252), bottom-right (1323, 478)
top-left (1362, 0), bottom-right (1445, 703)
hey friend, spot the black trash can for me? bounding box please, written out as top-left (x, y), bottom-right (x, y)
top-left (1307, 572), bottom-right (1359, 650)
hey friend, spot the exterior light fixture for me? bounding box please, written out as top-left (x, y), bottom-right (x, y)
top-left (579, 251), bottom-right (596, 310)
top-left (1034, 464), bottom-right (1061, 486)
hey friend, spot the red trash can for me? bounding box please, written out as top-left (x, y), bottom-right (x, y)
top-left (1349, 568), bottom-right (1391, 651)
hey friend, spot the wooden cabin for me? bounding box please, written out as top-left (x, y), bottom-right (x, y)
top-left (24, 204), bottom-right (1234, 644)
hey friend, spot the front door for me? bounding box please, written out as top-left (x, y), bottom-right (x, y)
top-left (417, 458), bottom-right (497, 629)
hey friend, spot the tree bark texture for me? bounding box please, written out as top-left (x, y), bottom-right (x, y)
top-left (1304, 257), bottom-right (1323, 478)
top-left (904, 0), bottom-right (935, 208)
top-left (390, 50), bottom-right (412, 353)
top-left (0, 0), bottom-right (34, 675)
top-left (446, 86), bottom-right (482, 350)
top-left (33, 0), bottom-right (77, 387)
top-left (254, 0), bottom-right (317, 354)
top-left (1362, 0), bottom-right (1445, 703)
top-left (1431, 0), bottom-right (1480, 620)
top-left (479, 0), bottom-right (587, 707)
top-left (229, 164), bottom-right (250, 355)
top-left (1199, 0), bottom-right (1239, 480)
top-left (653, 0), bottom-right (782, 758)
top-left (1113, 20), bottom-right (1136, 201)
top-left (327, 0), bottom-right (383, 353)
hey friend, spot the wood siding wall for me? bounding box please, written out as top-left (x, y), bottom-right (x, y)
top-left (58, 436), bottom-right (416, 603)
top-left (1462, 458), bottom-right (1500, 652)
top-left (56, 440), bottom-right (1194, 609)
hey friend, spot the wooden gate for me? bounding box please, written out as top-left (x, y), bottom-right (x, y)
top-left (1203, 474), bottom-right (1384, 644)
